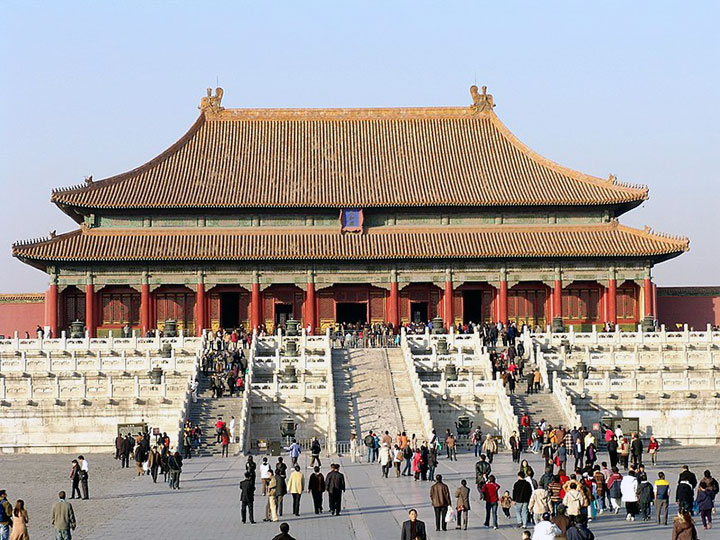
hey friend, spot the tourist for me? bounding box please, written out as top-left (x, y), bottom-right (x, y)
top-left (264, 470), bottom-right (279, 522)
top-left (471, 427), bottom-right (483, 457)
top-left (606, 435), bottom-right (619, 469)
top-left (475, 453), bottom-right (492, 494)
top-left (532, 512), bottom-right (561, 539)
top-left (607, 467), bottom-right (623, 513)
top-left (271, 522), bottom-right (295, 540)
top-left (513, 471), bottom-right (532, 528)
top-left (220, 429), bottom-right (230, 458)
top-left (445, 431), bottom-right (457, 461)
top-left (120, 435), bottom-right (131, 468)
top-left (260, 457), bottom-right (271, 495)
top-left (274, 469), bottom-right (287, 517)
top-left (618, 437), bottom-right (630, 470)
top-left (239, 472), bottom-right (255, 524)
top-left (215, 416), bottom-right (226, 443)
top-left (630, 433), bottom-right (643, 469)
top-left (672, 509), bottom-right (698, 540)
top-left (148, 446), bottom-right (160, 482)
top-left (429, 474), bottom-right (451, 532)
top-left (364, 431), bottom-right (375, 463)
top-left (547, 475), bottom-right (563, 516)
top-left (168, 449), bottom-right (182, 490)
top-left (654, 471), bottom-right (670, 525)
top-left (519, 459), bottom-right (535, 480)
top-left (325, 463), bottom-right (346, 516)
top-left (76, 456), bottom-right (89, 500)
top-left (695, 481), bottom-right (715, 530)
top-left (393, 445), bottom-right (403, 478)
top-left (0, 491), bottom-right (11, 540)
top-left (9, 500), bottom-right (28, 540)
top-left (552, 504), bottom-right (571, 536)
top-left (676, 478), bottom-right (695, 514)
top-left (482, 434), bottom-right (498, 463)
top-left (637, 473), bottom-right (654, 521)
top-left (510, 432), bottom-right (521, 463)
top-left (275, 457), bottom-right (287, 479)
top-left (308, 466), bottom-right (325, 514)
top-left (454, 479), bottom-right (470, 530)
top-left (481, 474), bottom-right (500, 529)
top-left (287, 465), bottom-right (305, 517)
top-left (379, 443), bottom-right (392, 478)
top-left (68, 459), bottom-right (81, 499)
top-left (310, 437), bottom-right (322, 468)
top-left (529, 483), bottom-right (551, 524)
top-left (679, 465), bottom-right (698, 489)
top-left (51, 492), bottom-right (76, 540)
top-left (285, 439), bottom-right (301, 467)
top-left (566, 514), bottom-right (594, 540)
top-left (647, 436), bottom-right (660, 465)
top-left (427, 444), bottom-right (438, 481)
top-left (562, 481), bottom-right (585, 519)
top-left (134, 443), bottom-right (146, 475)
top-left (500, 489), bottom-right (513, 519)
top-left (400, 508), bottom-right (427, 540)
top-left (620, 470), bottom-right (639, 521)
top-left (412, 447), bottom-right (422, 481)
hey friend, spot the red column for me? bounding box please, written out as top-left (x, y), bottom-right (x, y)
top-left (607, 279), bottom-right (617, 325)
top-left (388, 281), bottom-right (399, 328)
top-left (46, 284), bottom-right (58, 337)
top-left (140, 284), bottom-right (150, 336)
top-left (251, 283), bottom-right (262, 331)
top-left (643, 278), bottom-right (653, 317)
top-left (652, 283), bottom-right (658, 321)
top-left (196, 283), bottom-right (206, 336)
top-left (85, 284), bottom-right (96, 337)
top-left (498, 280), bottom-right (508, 323)
top-left (305, 282), bottom-right (316, 334)
top-left (443, 280), bottom-right (453, 328)
top-left (553, 280), bottom-right (562, 320)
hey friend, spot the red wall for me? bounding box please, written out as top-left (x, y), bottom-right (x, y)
top-left (0, 295), bottom-right (45, 338)
top-left (657, 287), bottom-right (720, 329)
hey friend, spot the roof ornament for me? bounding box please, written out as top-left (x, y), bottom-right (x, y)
top-left (84, 175), bottom-right (93, 185)
top-left (470, 85), bottom-right (494, 113)
top-left (49, 230), bottom-right (56, 238)
top-left (199, 87), bottom-right (224, 114)
top-left (608, 173), bottom-right (617, 184)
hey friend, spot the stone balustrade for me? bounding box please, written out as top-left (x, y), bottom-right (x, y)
top-left (401, 344), bottom-right (435, 441)
top-left (0, 331), bottom-right (202, 354)
top-left (563, 370), bottom-right (720, 395)
top-left (529, 323), bottom-right (720, 349)
top-left (420, 374), bottom-right (497, 397)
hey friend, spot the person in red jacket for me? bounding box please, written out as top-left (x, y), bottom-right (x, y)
top-left (481, 474), bottom-right (501, 529)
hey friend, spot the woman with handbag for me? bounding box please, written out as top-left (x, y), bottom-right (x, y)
top-left (454, 479), bottom-right (471, 530)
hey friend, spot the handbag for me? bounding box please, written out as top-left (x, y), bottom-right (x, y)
top-left (445, 507), bottom-right (456, 522)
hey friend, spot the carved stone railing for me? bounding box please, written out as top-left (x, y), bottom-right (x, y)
top-left (0, 331), bottom-right (202, 354)
top-left (530, 324), bottom-right (719, 349)
top-left (552, 371), bottom-right (583, 428)
top-left (401, 344), bottom-right (435, 441)
top-left (494, 378), bottom-right (518, 447)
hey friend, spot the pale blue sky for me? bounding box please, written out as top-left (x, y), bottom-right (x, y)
top-left (1, 1), bottom-right (718, 292)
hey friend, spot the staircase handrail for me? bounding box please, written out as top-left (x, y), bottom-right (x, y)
top-left (494, 377), bottom-right (518, 447)
top-left (552, 371), bottom-right (582, 428)
top-left (324, 338), bottom-right (337, 456)
top-left (535, 346), bottom-right (550, 391)
top-left (401, 344), bottom-right (435, 442)
top-left (237, 331), bottom-right (257, 454)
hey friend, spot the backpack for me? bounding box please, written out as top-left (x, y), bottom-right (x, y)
top-left (364, 435), bottom-right (374, 448)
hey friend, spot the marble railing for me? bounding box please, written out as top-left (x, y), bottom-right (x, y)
top-left (547, 345), bottom-right (719, 372)
top-left (401, 345), bottom-right (435, 442)
top-left (0, 373), bottom-right (191, 403)
top-left (0, 351), bottom-right (197, 375)
top-left (0, 332), bottom-right (202, 354)
top-left (529, 324), bottom-right (720, 349)
top-left (563, 370), bottom-right (720, 395)
top-left (420, 375), bottom-right (496, 397)
top-left (552, 372), bottom-right (583, 428)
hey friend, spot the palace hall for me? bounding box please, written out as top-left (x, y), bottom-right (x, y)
top-left (13, 86), bottom-right (688, 337)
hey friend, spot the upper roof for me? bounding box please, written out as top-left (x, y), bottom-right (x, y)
top-left (12, 221), bottom-right (688, 269)
top-left (50, 87), bottom-right (648, 214)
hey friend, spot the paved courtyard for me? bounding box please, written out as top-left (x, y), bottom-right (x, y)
top-left (0, 446), bottom-right (719, 539)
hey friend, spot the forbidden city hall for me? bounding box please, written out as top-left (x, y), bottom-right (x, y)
top-left (12, 86), bottom-right (688, 338)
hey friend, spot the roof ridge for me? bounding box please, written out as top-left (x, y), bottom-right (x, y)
top-left (486, 113), bottom-right (649, 198)
top-left (616, 223), bottom-right (690, 249)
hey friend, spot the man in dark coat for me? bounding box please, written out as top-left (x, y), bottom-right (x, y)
top-left (308, 466), bottom-right (326, 514)
top-left (401, 508), bottom-right (427, 540)
top-left (239, 472), bottom-right (255, 524)
top-left (429, 474), bottom-right (452, 531)
top-left (630, 433), bottom-right (643, 468)
top-left (512, 472), bottom-right (532, 528)
top-left (325, 463), bottom-right (346, 516)
top-left (114, 434), bottom-right (123, 459)
top-left (271, 522), bottom-right (296, 540)
top-left (120, 435), bottom-right (132, 468)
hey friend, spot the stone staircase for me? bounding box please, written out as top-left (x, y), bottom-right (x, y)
top-left (386, 348), bottom-right (426, 439)
top-left (332, 348), bottom-right (424, 442)
top-left (508, 364), bottom-right (568, 432)
top-left (185, 374), bottom-right (244, 456)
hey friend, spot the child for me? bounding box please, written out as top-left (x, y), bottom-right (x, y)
top-left (522, 531), bottom-right (531, 540)
top-left (500, 490), bottom-right (513, 518)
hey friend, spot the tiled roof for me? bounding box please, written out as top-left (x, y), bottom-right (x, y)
top-left (50, 100), bottom-right (648, 210)
top-left (13, 222), bottom-right (688, 264)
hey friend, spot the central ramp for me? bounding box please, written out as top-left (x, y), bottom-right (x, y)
top-left (332, 348), bottom-right (425, 443)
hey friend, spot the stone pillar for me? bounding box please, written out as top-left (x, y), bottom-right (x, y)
top-left (607, 278), bottom-right (617, 325)
top-left (85, 279), bottom-right (96, 338)
top-left (443, 278), bottom-right (453, 329)
top-left (305, 278), bottom-right (316, 335)
top-left (196, 282), bottom-right (206, 336)
top-left (251, 272), bottom-right (262, 331)
top-left (46, 282), bottom-right (58, 338)
top-left (140, 281), bottom-right (151, 336)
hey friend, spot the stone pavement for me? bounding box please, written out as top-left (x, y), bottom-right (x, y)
top-left (1, 446), bottom-right (719, 539)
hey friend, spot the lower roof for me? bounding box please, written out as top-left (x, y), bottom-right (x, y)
top-left (12, 222), bottom-right (688, 270)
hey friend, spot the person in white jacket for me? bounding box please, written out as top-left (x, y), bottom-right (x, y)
top-left (620, 470), bottom-right (639, 521)
top-left (378, 443), bottom-right (392, 478)
top-left (532, 513), bottom-right (561, 540)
